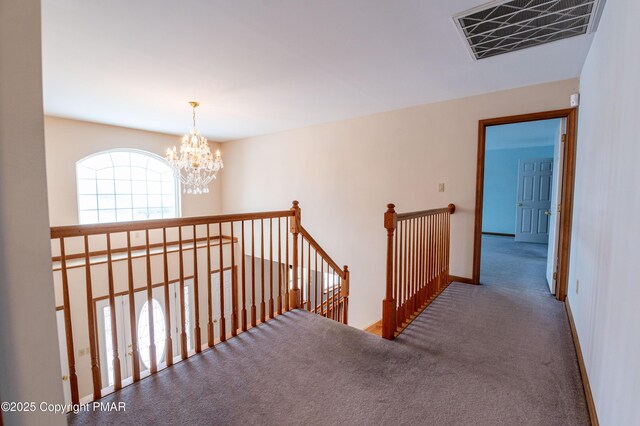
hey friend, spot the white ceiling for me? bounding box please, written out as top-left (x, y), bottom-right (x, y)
top-left (486, 118), bottom-right (562, 150)
top-left (41, 0), bottom-right (594, 141)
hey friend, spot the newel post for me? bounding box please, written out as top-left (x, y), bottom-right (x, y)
top-left (382, 204), bottom-right (397, 339)
top-left (341, 265), bottom-right (350, 325)
top-left (289, 200), bottom-right (301, 309)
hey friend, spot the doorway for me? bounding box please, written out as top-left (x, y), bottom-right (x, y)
top-left (473, 109), bottom-right (578, 301)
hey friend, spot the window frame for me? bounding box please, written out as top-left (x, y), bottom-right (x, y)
top-left (75, 148), bottom-right (181, 224)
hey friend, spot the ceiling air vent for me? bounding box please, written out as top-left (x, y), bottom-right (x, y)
top-left (455, 0), bottom-right (607, 60)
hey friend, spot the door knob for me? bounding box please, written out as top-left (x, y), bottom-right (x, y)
top-left (517, 203), bottom-right (523, 207)
top-left (544, 210), bottom-right (552, 216)
top-left (62, 375), bottom-right (69, 381)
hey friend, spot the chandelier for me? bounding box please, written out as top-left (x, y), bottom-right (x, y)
top-left (166, 101), bottom-right (223, 194)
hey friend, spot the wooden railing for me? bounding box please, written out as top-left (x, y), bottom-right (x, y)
top-left (50, 201), bottom-right (348, 405)
top-left (382, 203), bottom-right (455, 339)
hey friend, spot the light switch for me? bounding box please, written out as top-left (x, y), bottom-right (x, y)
top-left (438, 183), bottom-right (445, 192)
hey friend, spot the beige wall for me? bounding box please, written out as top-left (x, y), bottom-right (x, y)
top-left (44, 116), bottom-right (223, 226)
top-left (220, 78), bottom-right (579, 329)
top-left (0, 0), bottom-right (66, 424)
top-left (568, 0), bottom-right (640, 423)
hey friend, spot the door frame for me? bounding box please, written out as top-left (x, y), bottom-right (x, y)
top-left (472, 108), bottom-right (578, 301)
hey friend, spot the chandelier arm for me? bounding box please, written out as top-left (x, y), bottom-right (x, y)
top-left (166, 101), bottom-right (221, 195)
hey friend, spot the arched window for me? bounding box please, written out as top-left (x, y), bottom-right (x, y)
top-left (76, 149), bottom-right (179, 224)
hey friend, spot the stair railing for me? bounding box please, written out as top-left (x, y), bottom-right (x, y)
top-left (50, 201), bottom-right (348, 405)
top-left (382, 203), bottom-right (455, 339)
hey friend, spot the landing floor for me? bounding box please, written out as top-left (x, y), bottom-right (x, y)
top-left (70, 285), bottom-right (588, 425)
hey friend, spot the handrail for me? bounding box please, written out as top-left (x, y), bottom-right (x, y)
top-left (51, 209), bottom-right (294, 238)
top-left (382, 203), bottom-right (455, 339)
top-left (396, 204), bottom-right (456, 221)
top-left (49, 200), bottom-right (349, 408)
top-left (298, 225), bottom-right (346, 279)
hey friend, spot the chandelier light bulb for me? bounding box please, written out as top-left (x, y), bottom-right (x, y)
top-left (165, 102), bottom-right (223, 195)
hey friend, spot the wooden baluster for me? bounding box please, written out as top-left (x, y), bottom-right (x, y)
top-left (442, 213), bottom-right (447, 286)
top-left (414, 218), bottom-right (420, 308)
top-left (314, 250), bottom-right (319, 314)
top-left (218, 222), bottom-right (226, 341)
top-left (440, 213), bottom-right (445, 290)
top-left (145, 229), bottom-right (157, 373)
top-left (342, 265), bottom-right (350, 325)
top-left (260, 219), bottom-right (266, 323)
top-left (251, 220), bottom-right (257, 327)
top-left (413, 217), bottom-right (422, 313)
top-left (59, 238), bottom-right (79, 403)
top-left (83, 235), bottom-right (102, 399)
top-left (277, 217), bottom-right (282, 315)
top-left (192, 225), bottom-right (202, 352)
top-left (404, 220), bottom-right (409, 325)
top-left (327, 264), bottom-right (332, 319)
top-left (405, 220), bottom-right (410, 317)
top-left (394, 222), bottom-right (399, 325)
top-left (241, 221), bottom-right (248, 332)
top-left (429, 215), bottom-right (434, 299)
top-left (338, 270), bottom-right (342, 323)
top-left (336, 270), bottom-right (341, 322)
top-left (178, 227), bottom-right (188, 358)
top-left (333, 270), bottom-right (338, 321)
top-left (307, 240), bottom-right (311, 311)
top-left (339, 270), bottom-right (343, 322)
top-left (270, 218), bottom-right (275, 318)
top-left (327, 267), bottom-right (332, 319)
top-left (162, 228), bottom-right (174, 364)
top-left (230, 222), bottom-right (238, 337)
top-left (408, 219), bottom-right (413, 315)
top-left (206, 225), bottom-right (214, 347)
top-left (106, 234), bottom-right (122, 390)
top-left (445, 212), bottom-right (449, 286)
top-left (447, 205), bottom-right (454, 284)
top-left (300, 238), bottom-right (304, 308)
top-left (320, 260), bottom-right (325, 317)
top-left (327, 269), bottom-right (332, 320)
top-left (420, 217), bottom-right (426, 306)
top-left (335, 270), bottom-right (340, 321)
top-left (411, 218), bottom-right (417, 314)
top-left (429, 216), bottom-right (436, 299)
top-left (438, 213), bottom-right (443, 292)
top-left (284, 217), bottom-right (290, 312)
top-left (296, 238), bottom-right (305, 308)
top-left (397, 221), bottom-right (404, 329)
top-left (420, 218), bottom-right (424, 303)
top-left (327, 261), bottom-right (335, 319)
top-left (126, 232), bottom-right (140, 381)
top-left (415, 218), bottom-right (419, 306)
top-left (333, 270), bottom-right (338, 320)
top-left (423, 217), bottom-right (428, 301)
top-left (440, 213), bottom-right (443, 286)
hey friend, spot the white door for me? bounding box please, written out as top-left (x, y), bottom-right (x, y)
top-left (212, 270), bottom-right (234, 336)
top-left (122, 285), bottom-right (170, 374)
top-left (97, 285), bottom-right (181, 387)
top-left (96, 296), bottom-right (128, 389)
top-left (55, 311), bottom-right (72, 404)
top-left (515, 157), bottom-right (553, 243)
top-left (546, 121), bottom-right (566, 292)
top-left (170, 281), bottom-right (193, 356)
